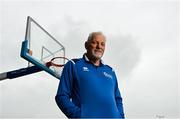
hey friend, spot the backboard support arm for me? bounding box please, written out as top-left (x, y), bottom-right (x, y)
top-left (0, 66), bottom-right (42, 81)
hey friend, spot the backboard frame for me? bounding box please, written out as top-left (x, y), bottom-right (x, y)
top-left (21, 16), bottom-right (65, 79)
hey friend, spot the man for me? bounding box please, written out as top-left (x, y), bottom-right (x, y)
top-left (55, 32), bottom-right (125, 118)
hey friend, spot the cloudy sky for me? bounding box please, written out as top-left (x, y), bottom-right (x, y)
top-left (0, 0), bottom-right (179, 118)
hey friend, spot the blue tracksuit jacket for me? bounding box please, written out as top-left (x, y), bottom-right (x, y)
top-left (55, 55), bottom-right (124, 118)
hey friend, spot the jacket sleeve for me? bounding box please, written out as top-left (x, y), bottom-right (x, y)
top-left (114, 72), bottom-right (125, 118)
top-left (55, 61), bottom-right (81, 118)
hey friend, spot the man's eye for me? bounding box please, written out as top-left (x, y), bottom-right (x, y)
top-left (91, 41), bottom-right (96, 44)
top-left (101, 43), bottom-right (105, 46)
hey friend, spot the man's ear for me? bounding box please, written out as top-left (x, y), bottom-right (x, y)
top-left (85, 41), bottom-right (88, 50)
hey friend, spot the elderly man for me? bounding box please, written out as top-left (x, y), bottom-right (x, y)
top-left (55, 32), bottom-right (125, 118)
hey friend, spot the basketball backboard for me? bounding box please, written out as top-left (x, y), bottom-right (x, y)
top-left (21, 16), bottom-right (66, 79)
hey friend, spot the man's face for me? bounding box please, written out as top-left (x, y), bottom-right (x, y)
top-left (86, 34), bottom-right (106, 60)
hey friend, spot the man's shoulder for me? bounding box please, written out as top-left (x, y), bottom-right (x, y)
top-left (71, 58), bottom-right (81, 64)
top-left (104, 64), bottom-right (115, 72)
top-left (65, 58), bottom-right (82, 65)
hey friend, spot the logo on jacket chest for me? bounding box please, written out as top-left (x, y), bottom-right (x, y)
top-left (82, 66), bottom-right (89, 71)
top-left (103, 72), bottom-right (113, 79)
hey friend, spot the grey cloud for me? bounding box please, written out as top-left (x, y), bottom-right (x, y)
top-left (105, 34), bottom-right (142, 79)
top-left (49, 16), bottom-right (91, 58)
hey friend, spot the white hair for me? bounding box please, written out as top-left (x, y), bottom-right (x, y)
top-left (87, 31), bottom-right (106, 42)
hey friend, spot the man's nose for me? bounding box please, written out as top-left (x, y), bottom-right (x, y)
top-left (96, 43), bottom-right (102, 49)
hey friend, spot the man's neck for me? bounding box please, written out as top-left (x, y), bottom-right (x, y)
top-left (85, 54), bottom-right (101, 66)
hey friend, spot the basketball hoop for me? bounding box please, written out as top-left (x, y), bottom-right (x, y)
top-left (46, 57), bottom-right (69, 68)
